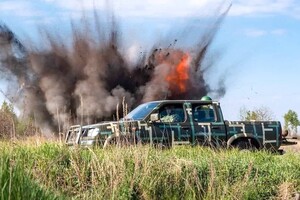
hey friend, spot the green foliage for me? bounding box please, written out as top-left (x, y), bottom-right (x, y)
top-left (1, 101), bottom-right (16, 116)
top-left (284, 110), bottom-right (300, 133)
top-left (0, 142), bottom-right (300, 200)
top-left (240, 106), bottom-right (274, 121)
top-left (244, 110), bottom-right (259, 121)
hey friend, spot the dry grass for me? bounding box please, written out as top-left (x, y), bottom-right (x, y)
top-left (1, 142), bottom-right (300, 199)
top-left (276, 182), bottom-right (294, 200)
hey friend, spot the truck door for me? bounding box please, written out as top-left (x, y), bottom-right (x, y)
top-left (150, 103), bottom-right (192, 146)
top-left (189, 103), bottom-right (227, 147)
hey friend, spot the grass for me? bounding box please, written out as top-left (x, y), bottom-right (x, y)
top-left (0, 146), bottom-right (62, 200)
top-left (0, 140), bottom-right (300, 199)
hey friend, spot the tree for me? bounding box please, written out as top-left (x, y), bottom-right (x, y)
top-left (283, 110), bottom-right (300, 137)
top-left (0, 101), bottom-right (17, 139)
top-left (0, 101), bottom-right (38, 139)
top-left (1, 101), bottom-right (16, 119)
top-left (239, 106), bottom-right (275, 121)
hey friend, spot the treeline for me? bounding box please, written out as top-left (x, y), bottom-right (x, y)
top-left (0, 101), bottom-right (40, 139)
top-left (240, 106), bottom-right (300, 137)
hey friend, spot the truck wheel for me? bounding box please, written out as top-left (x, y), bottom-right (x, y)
top-left (234, 140), bottom-right (257, 151)
top-left (153, 140), bottom-right (170, 149)
top-left (103, 135), bottom-right (127, 148)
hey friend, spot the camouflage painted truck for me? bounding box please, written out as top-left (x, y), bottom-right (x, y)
top-left (65, 97), bottom-right (282, 151)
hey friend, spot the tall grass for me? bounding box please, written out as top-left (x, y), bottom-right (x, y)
top-left (0, 144), bottom-right (62, 199)
top-left (0, 141), bottom-right (299, 199)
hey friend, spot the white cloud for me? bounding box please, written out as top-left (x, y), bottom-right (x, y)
top-left (0, 1), bottom-right (43, 17)
top-left (244, 29), bottom-right (267, 37)
top-left (42, 0), bottom-right (106, 11)
top-left (1, 0), bottom-right (299, 21)
top-left (270, 29), bottom-right (287, 36)
top-left (40, 0), bottom-right (300, 19)
top-left (41, 0), bottom-right (230, 18)
top-left (244, 28), bottom-right (287, 37)
top-left (1, 0), bottom-right (300, 26)
top-left (230, 0), bottom-right (299, 17)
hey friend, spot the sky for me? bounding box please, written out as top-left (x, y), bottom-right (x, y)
top-left (0, 0), bottom-right (300, 125)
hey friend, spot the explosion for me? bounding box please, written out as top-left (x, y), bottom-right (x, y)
top-left (0, 8), bottom-right (229, 135)
top-left (166, 53), bottom-right (189, 93)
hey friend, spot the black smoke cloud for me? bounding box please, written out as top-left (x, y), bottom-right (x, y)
top-left (0, 9), bottom-right (228, 135)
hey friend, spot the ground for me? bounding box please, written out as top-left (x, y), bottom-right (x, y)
top-left (281, 138), bottom-right (300, 153)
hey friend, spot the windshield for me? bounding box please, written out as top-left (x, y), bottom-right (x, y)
top-left (125, 102), bottom-right (159, 120)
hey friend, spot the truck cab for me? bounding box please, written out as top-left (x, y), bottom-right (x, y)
top-left (140, 100), bottom-right (227, 147)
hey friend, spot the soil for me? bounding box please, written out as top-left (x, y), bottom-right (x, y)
top-left (280, 138), bottom-right (300, 153)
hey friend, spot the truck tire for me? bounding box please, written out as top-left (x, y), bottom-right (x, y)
top-left (154, 142), bottom-right (171, 149)
top-left (104, 134), bottom-right (139, 148)
top-left (233, 139), bottom-right (257, 151)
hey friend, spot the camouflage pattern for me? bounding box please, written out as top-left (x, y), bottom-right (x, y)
top-left (65, 100), bottom-right (282, 150)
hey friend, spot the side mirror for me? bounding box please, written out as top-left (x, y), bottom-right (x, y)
top-left (150, 113), bottom-right (159, 122)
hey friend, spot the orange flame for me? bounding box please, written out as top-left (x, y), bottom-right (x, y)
top-left (166, 53), bottom-right (189, 93)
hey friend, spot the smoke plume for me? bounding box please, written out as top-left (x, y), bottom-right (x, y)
top-left (0, 9), bottom-right (228, 135)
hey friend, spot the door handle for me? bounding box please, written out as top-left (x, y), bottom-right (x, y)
top-left (211, 127), bottom-right (221, 130)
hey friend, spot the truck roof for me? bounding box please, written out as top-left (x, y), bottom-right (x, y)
top-left (144, 99), bottom-right (220, 105)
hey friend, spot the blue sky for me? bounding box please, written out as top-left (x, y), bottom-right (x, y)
top-left (1, 0), bottom-right (300, 124)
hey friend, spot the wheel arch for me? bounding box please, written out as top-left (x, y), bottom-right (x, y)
top-left (227, 133), bottom-right (262, 149)
top-left (103, 134), bottom-right (117, 148)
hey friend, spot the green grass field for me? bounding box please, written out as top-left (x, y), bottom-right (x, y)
top-left (0, 140), bottom-right (300, 200)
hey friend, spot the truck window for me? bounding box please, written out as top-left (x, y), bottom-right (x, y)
top-left (192, 104), bottom-right (215, 122)
top-left (159, 104), bottom-right (185, 123)
top-left (125, 102), bottom-right (159, 120)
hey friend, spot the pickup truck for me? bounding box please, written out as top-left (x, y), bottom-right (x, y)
top-left (65, 98), bottom-right (282, 150)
